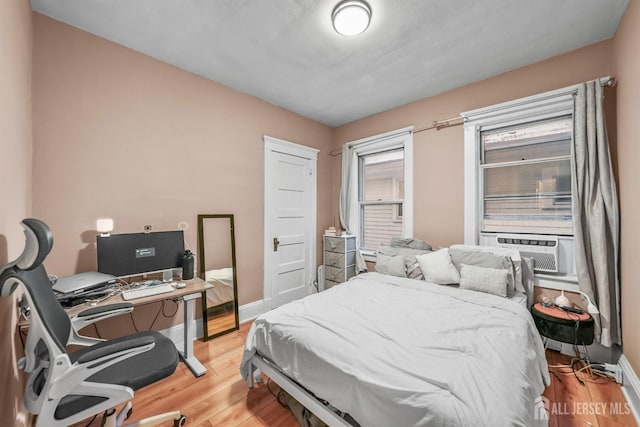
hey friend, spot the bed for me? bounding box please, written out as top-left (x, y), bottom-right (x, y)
top-left (241, 248), bottom-right (550, 427)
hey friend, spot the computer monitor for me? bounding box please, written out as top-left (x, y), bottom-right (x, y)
top-left (97, 231), bottom-right (184, 278)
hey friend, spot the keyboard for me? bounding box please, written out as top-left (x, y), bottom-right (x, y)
top-left (121, 284), bottom-right (175, 301)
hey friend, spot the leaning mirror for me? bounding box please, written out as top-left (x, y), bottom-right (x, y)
top-left (198, 214), bottom-right (239, 340)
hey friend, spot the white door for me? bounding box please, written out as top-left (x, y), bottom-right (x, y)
top-left (264, 136), bottom-right (318, 310)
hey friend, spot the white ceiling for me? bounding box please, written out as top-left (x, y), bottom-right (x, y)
top-left (30, 0), bottom-right (629, 127)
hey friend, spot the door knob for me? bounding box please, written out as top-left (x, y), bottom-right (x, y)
top-left (273, 237), bottom-right (280, 252)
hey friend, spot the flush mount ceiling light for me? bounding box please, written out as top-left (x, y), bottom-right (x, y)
top-left (332, 0), bottom-right (371, 36)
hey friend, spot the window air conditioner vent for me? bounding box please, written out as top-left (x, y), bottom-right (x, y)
top-left (496, 234), bottom-right (559, 273)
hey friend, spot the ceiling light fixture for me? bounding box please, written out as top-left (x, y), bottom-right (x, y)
top-left (332, 0), bottom-right (371, 37)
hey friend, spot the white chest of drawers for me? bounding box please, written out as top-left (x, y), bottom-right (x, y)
top-left (323, 235), bottom-right (357, 289)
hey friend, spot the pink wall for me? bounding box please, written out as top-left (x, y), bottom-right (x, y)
top-left (613, 0), bottom-right (640, 374)
top-left (32, 14), bottom-right (333, 309)
top-left (0, 0), bottom-right (32, 424)
top-left (28, 5), bottom-right (639, 376)
top-left (333, 40), bottom-right (614, 249)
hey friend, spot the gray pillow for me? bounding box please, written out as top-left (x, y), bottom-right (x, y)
top-left (390, 237), bottom-right (432, 251)
top-left (377, 246), bottom-right (431, 280)
top-left (375, 254), bottom-right (406, 277)
top-left (459, 264), bottom-right (509, 298)
top-left (449, 248), bottom-right (514, 295)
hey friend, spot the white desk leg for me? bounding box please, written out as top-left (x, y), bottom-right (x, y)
top-left (180, 293), bottom-right (207, 377)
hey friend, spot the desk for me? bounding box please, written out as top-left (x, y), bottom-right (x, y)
top-left (65, 277), bottom-right (212, 377)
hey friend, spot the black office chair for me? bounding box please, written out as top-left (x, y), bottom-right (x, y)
top-left (0, 219), bottom-right (186, 427)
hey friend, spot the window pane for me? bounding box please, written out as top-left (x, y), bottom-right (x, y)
top-left (482, 117), bottom-right (572, 164)
top-left (482, 158), bottom-right (572, 235)
top-left (483, 203), bottom-right (573, 234)
top-left (361, 150), bottom-right (404, 202)
top-left (484, 159), bottom-right (571, 198)
top-left (485, 196), bottom-right (571, 220)
top-left (361, 204), bottom-right (403, 250)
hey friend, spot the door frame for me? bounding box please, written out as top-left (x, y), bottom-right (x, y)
top-left (263, 135), bottom-right (319, 311)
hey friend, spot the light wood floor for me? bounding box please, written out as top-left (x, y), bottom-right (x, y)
top-left (74, 322), bottom-right (636, 427)
top-left (544, 351), bottom-right (636, 427)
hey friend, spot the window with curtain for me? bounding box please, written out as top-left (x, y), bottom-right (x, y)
top-left (341, 127), bottom-right (413, 258)
top-left (480, 116), bottom-right (574, 235)
top-left (358, 149), bottom-right (405, 251)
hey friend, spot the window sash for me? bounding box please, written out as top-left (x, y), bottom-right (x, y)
top-left (359, 202), bottom-right (404, 251)
top-left (358, 148), bottom-right (405, 251)
top-left (479, 120), bottom-right (574, 236)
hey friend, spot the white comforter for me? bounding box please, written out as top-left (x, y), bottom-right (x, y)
top-left (241, 273), bottom-right (549, 427)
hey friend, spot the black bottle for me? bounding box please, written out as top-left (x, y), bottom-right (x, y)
top-left (182, 250), bottom-right (194, 280)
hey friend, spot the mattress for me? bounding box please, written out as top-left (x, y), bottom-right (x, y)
top-left (241, 272), bottom-right (549, 427)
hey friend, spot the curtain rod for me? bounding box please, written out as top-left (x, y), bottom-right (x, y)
top-left (327, 77), bottom-right (616, 156)
top-left (327, 116), bottom-right (463, 156)
top-left (413, 116), bottom-right (464, 134)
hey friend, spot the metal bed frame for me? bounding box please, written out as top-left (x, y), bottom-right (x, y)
top-left (246, 355), bottom-right (353, 427)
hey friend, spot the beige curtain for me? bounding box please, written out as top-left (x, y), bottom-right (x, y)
top-left (338, 145), bottom-right (367, 272)
top-left (571, 80), bottom-right (621, 347)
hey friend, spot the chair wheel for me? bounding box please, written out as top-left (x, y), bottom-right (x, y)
top-left (173, 415), bottom-right (187, 427)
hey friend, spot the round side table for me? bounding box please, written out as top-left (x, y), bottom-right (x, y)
top-left (531, 303), bottom-right (594, 346)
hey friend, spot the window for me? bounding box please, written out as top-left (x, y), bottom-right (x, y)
top-left (344, 127), bottom-right (413, 256)
top-left (480, 116), bottom-right (573, 235)
top-left (358, 149), bottom-right (405, 250)
top-left (463, 85), bottom-right (578, 244)
top-left (461, 81), bottom-right (616, 288)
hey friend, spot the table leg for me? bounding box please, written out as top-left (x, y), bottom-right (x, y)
top-left (179, 293), bottom-right (207, 377)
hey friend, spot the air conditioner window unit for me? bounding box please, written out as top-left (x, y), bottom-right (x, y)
top-left (496, 234), bottom-right (559, 273)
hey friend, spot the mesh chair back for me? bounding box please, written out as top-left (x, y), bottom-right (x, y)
top-left (14, 265), bottom-right (71, 350)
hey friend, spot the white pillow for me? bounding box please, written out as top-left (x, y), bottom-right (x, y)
top-left (415, 248), bottom-right (460, 285)
top-left (459, 264), bottom-right (509, 297)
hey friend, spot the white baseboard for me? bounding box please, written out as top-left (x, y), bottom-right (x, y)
top-left (239, 299), bottom-right (266, 323)
top-left (619, 354), bottom-right (640, 424)
top-left (157, 300), bottom-right (265, 343)
top-left (157, 319), bottom-right (202, 345)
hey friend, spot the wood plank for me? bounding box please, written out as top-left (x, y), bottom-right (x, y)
top-left (238, 399), bottom-right (298, 427)
top-left (544, 350), bottom-right (560, 427)
top-left (587, 378), bottom-right (637, 426)
top-left (551, 365), bottom-right (599, 426)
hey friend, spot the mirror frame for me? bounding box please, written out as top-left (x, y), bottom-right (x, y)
top-left (198, 214), bottom-right (240, 340)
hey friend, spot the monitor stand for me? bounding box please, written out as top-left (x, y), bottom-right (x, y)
top-left (163, 269), bottom-right (173, 282)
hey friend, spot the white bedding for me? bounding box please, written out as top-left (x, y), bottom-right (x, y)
top-left (241, 272), bottom-right (549, 427)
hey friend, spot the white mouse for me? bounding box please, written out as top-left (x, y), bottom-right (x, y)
top-left (175, 283), bottom-right (186, 289)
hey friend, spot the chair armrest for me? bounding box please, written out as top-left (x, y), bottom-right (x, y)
top-left (76, 335), bottom-right (155, 364)
top-left (69, 303), bottom-right (134, 346)
top-left (71, 302), bottom-right (133, 328)
top-left (76, 303), bottom-right (133, 318)
top-left (48, 336), bottom-right (157, 400)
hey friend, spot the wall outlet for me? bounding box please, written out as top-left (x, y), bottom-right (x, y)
top-left (603, 363), bottom-right (624, 384)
